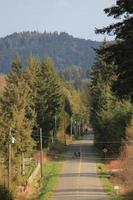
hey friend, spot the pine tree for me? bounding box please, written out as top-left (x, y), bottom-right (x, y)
top-left (96, 0), bottom-right (133, 100)
top-left (34, 57), bottom-right (64, 140)
top-left (0, 55), bottom-right (35, 186)
top-left (90, 43), bottom-right (132, 155)
top-left (24, 56), bottom-right (64, 143)
top-left (90, 41), bottom-right (116, 128)
top-left (25, 55), bottom-right (40, 102)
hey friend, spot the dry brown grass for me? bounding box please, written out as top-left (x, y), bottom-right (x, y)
top-left (118, 120), bottom-right (133, 195)
top-left (120, 144), bottom-right (133, 193)
top-left (105, 121), bottom-right (133, 198)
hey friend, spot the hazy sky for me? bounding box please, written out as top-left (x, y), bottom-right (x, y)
top-left (0, 0), bottom-right (116, 41)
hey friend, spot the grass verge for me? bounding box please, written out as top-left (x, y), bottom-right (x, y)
top-left (97, 163), bottom-right (123, 200)
top-left (38, 158), bottom-right (63, 200)
top-left (37, 140), bottom-right (66, 200)
top-left (27, 140), bottom-right (67, 200)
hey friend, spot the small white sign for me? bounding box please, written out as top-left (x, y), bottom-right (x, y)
top-left (103, 148), bottom-right (108, 153)
top-left (12, 136), bottom-right (15, 144)
top-left (114, 185), bottom-right (119, 190)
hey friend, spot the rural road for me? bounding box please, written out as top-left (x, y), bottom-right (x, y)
top-left (51, 134), bottom-right (110, 200)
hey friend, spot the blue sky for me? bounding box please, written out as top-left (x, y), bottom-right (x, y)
top-left (0, 0), bottom-right (116, 41)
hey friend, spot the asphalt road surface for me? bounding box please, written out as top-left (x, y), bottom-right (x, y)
top-left (51, 134), bottom-right (110, 200)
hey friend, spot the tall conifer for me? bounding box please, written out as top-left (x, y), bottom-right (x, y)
top-left (0, 55), bottom-right (35, 185)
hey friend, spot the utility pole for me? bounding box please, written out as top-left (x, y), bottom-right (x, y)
top-left (54, 115), bottom-right (57, 134)
top-left (51, 130), bottom-right (54, 144)
top-left (78, 121), bottom-right (81, 137)
top-left (8, 127), bottom-right (12, 191)
top-left (76, 120), bottom-right (78, 137)
top-left (70, 117), bottom-right (73, 141)
top-left (64, 116), bottom-right (67, 145)
top-left (40, 128), bottom-right (43, 178)
top-left (74, 120), bottom-right (77, 137)
top-left (21, 152), bottom-right (25, 176)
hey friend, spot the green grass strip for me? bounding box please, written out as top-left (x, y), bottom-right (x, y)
top-left (38, 159), bottom-right (62, 200)
top-left (97, 163), bottom-right (123, 200)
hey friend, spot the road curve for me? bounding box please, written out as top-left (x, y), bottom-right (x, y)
top-left (51, 135), bottom-right (110, 200)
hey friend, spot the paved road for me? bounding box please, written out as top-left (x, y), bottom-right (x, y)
top-left (51, 135), bottom-right (110, 200)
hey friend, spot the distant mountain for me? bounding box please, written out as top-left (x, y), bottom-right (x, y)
top-left (0, 31), bottom-right (101, 73)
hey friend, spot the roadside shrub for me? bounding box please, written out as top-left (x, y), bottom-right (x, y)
top-left (120, 143), bottom-right (133, 194)
top-left (94, 99), bottom-right (132, 155)
top-left (49, 140), bottom-right (66, 154)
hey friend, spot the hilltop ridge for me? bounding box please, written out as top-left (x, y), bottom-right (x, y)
top-left (0, 31), bottom-right (101, 73)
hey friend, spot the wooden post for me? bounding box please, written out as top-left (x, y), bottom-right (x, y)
top-left (70, 117), bottom-right (73, 141)
top-left (40, 128), bottom-right (43, 178)
top-left (64, 117), bottom-right (67, 145)
top-left (8, 128), bottom-right (12, 191)
top-left (51, 130), bottom-right (54, 144)
top-left (54, 115), bottom-right (57, 134)
top-left (21, 152), bottom-right (25, 176)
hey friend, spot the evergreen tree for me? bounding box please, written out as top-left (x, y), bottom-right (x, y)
top-left (24, 56), bottom-right (64, 142)
top-left (35, 57), bottom-right (64, 140)
top-left (25, 55), bottom-right (40, 102)
top-left (90, 41), bottom-right (116, 129)
top-left (0, 56), bottom-right (35, 186)
top-left (90, 43), bottom-right (132, 155)
top-left (96, 0), bottom-right (133, 100)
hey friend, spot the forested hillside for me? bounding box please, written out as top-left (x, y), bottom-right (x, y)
top-left (59, 66), bottom-right (89, 89)
top-left (0, 31), bottom-right (100, 73)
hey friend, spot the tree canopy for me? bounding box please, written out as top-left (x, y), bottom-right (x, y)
top-left (96, 0), bottom-right (133, 100)
top-left (90, 42), bottom-right (132, 155)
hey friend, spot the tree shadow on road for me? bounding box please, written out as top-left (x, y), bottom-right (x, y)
top-left (52, 188), bottom-right (109, 200)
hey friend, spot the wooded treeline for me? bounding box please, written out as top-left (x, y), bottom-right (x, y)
top-left (90, 0), bottom-right (133, 196)
top-left (0, 31), bottom-right (100, 73)
top-left (59, 66), bottom-right (89, 89)
top-left (0, 0), bottom-right (133, 198)
top-left (0, 55), bottom-right (88, 197)
top-left (90, 41), bottom-right (132, 154)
